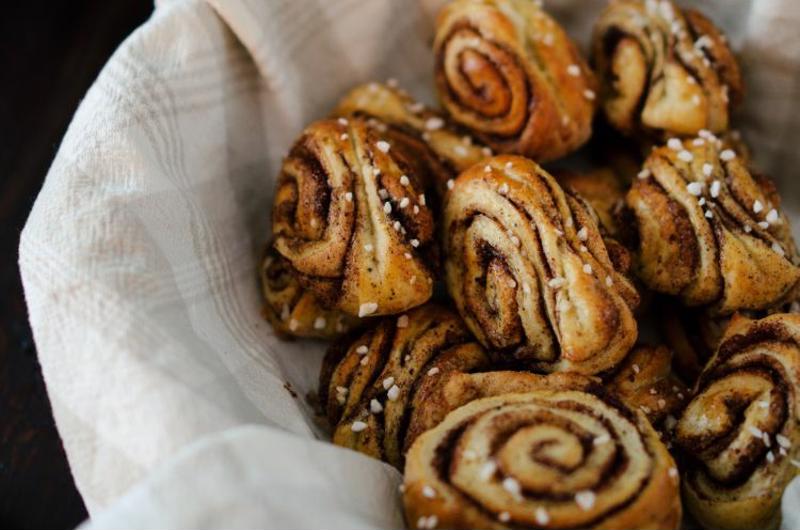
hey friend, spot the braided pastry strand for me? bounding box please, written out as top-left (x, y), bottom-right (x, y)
top-left (443, 155), bottom-right (639, 375)
top-left (404, 386), bottom-right (680, 529)
top-left (674, 313), bottom-right (800, 530)
top-left (592, 0), bottom-right (743, 138)
top-left (272, 118), bottom-right (438, 318)
top-left (318, 303), bottom-right (489, 468)
top-left (259, 245), bottom-right (359, 339)
top-left (433, 0), bottom-right (596, 162)
top-left (333, 82), bottom-right (491, 197)
top-left (627, 136), bottom-right (800, 314)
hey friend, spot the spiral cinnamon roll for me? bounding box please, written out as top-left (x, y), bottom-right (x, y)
top-left (443, 156), bottom-right (639, 375)
top-left (674, 313), bottom-right (800, 530)
top-left (627, 136), bottom-right (800, 314)
top-left (608, 344), bottom-right (688, 429)
top-left (272, 118), bottom-right (438, 318)
top-left (318, 303), bottom-right (489, 468)
top-left (259, 245), bottom-right (359, 339)
top-left (333, 82), bottom-right (490, 196)
top-left (592, 0), bottom-right (743, 138)
top-left (433, 0), bottom-right (596, 162)
top-left (404, 386), bottom-right (681, 529)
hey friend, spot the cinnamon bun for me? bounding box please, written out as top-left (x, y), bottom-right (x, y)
top-left (272, 118), bottom-right (438, 318)
top-left (433, 0), bottom-right (596, 162)
top-left (675, 313), bottom-right (800, 530)
top-left (404, 384), bottom-right (681, 529)
top-left (318, 303), bottom-right (489, 467)
top-left (627, 136), bottom-right (800, 314)
top-left (259, 245), bottom-right (358, 339)
top-left (443, 155), bottom-right (639, 374)
top-left (592, 0), bottom-right (743, 139)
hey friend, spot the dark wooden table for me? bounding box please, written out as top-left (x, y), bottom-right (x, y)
top-left (1, 2), bottom-right (151, 528)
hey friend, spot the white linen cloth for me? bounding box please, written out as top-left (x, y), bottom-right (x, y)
top-left (18, 0), bottom-right (800, 527)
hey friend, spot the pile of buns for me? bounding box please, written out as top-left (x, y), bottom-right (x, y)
top-left (259, 1), bottom-right (800, 529)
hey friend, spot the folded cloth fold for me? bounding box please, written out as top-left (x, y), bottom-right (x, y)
top-left (80, 425), bottom-right (403, 530)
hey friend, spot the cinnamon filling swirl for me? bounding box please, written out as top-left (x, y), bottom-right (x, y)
top-left (443, 156), bottom-right (639, 375)
top-left (592, 0), bottom-right (743, 139)
top-left (674, 313), bottom-right (800, 530)
top-left (404, 387), bottom-right (680, 529)
top-left (272, 118), bottom-right (438, 317)
top-left (433, 0), bottom-right (596, 162)
top-left (627, 136), bottom-right (800, 314)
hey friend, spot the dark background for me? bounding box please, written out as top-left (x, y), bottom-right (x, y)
top-left (1, 2), bottom-right (151, 528)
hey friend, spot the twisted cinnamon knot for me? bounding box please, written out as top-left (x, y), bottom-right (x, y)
top-left (259, 245), bottom-right (358, 339)
top-left (272, 118), bottom-right (438, 318)
top-left (627, 137), bottom-right (800, 314)
top-left (318, 304), bottom-right (489, 468)
top-left (403, 383), bottom-right (680, 530)
top-left (433, 0), bottom-right (596, 162)
top-left (592, 0), bottom-right (743, 138)
top-left (675, 313), bottom-right (800, 530)
top-left (443, 156), bottom-right (639, 375)
top-left (333, 82), bottom-right (490, 196)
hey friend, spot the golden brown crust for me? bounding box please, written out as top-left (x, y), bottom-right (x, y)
top-left (443, 155), bottom-right (639, 374)
top-left (554, 168), bottom-right (640, 279)
top-left (403, 386), bottom-right (681, 530)
top-left (674, 313), bottom-right (800, 530)
top-left (332, 82), bottom-right (491, 196)
top-left (592, 0), bottom-right (743, 139)
top-left (259, 245), bottom-right (359, 339)
top-left (272, 118), bottom-right (438, 317)
top-left (433, 0), bottom-right (596, 162)
top-left (406, 370), bottom-right (599, 456)
top-left (557, 168), bottom-right (627, 239)
top-left (627, 136), bottom-right (800, 314)
top-left (318, 303), bottom-right (490, 468)
top-left (608, 344), bottom-right (689, 428)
